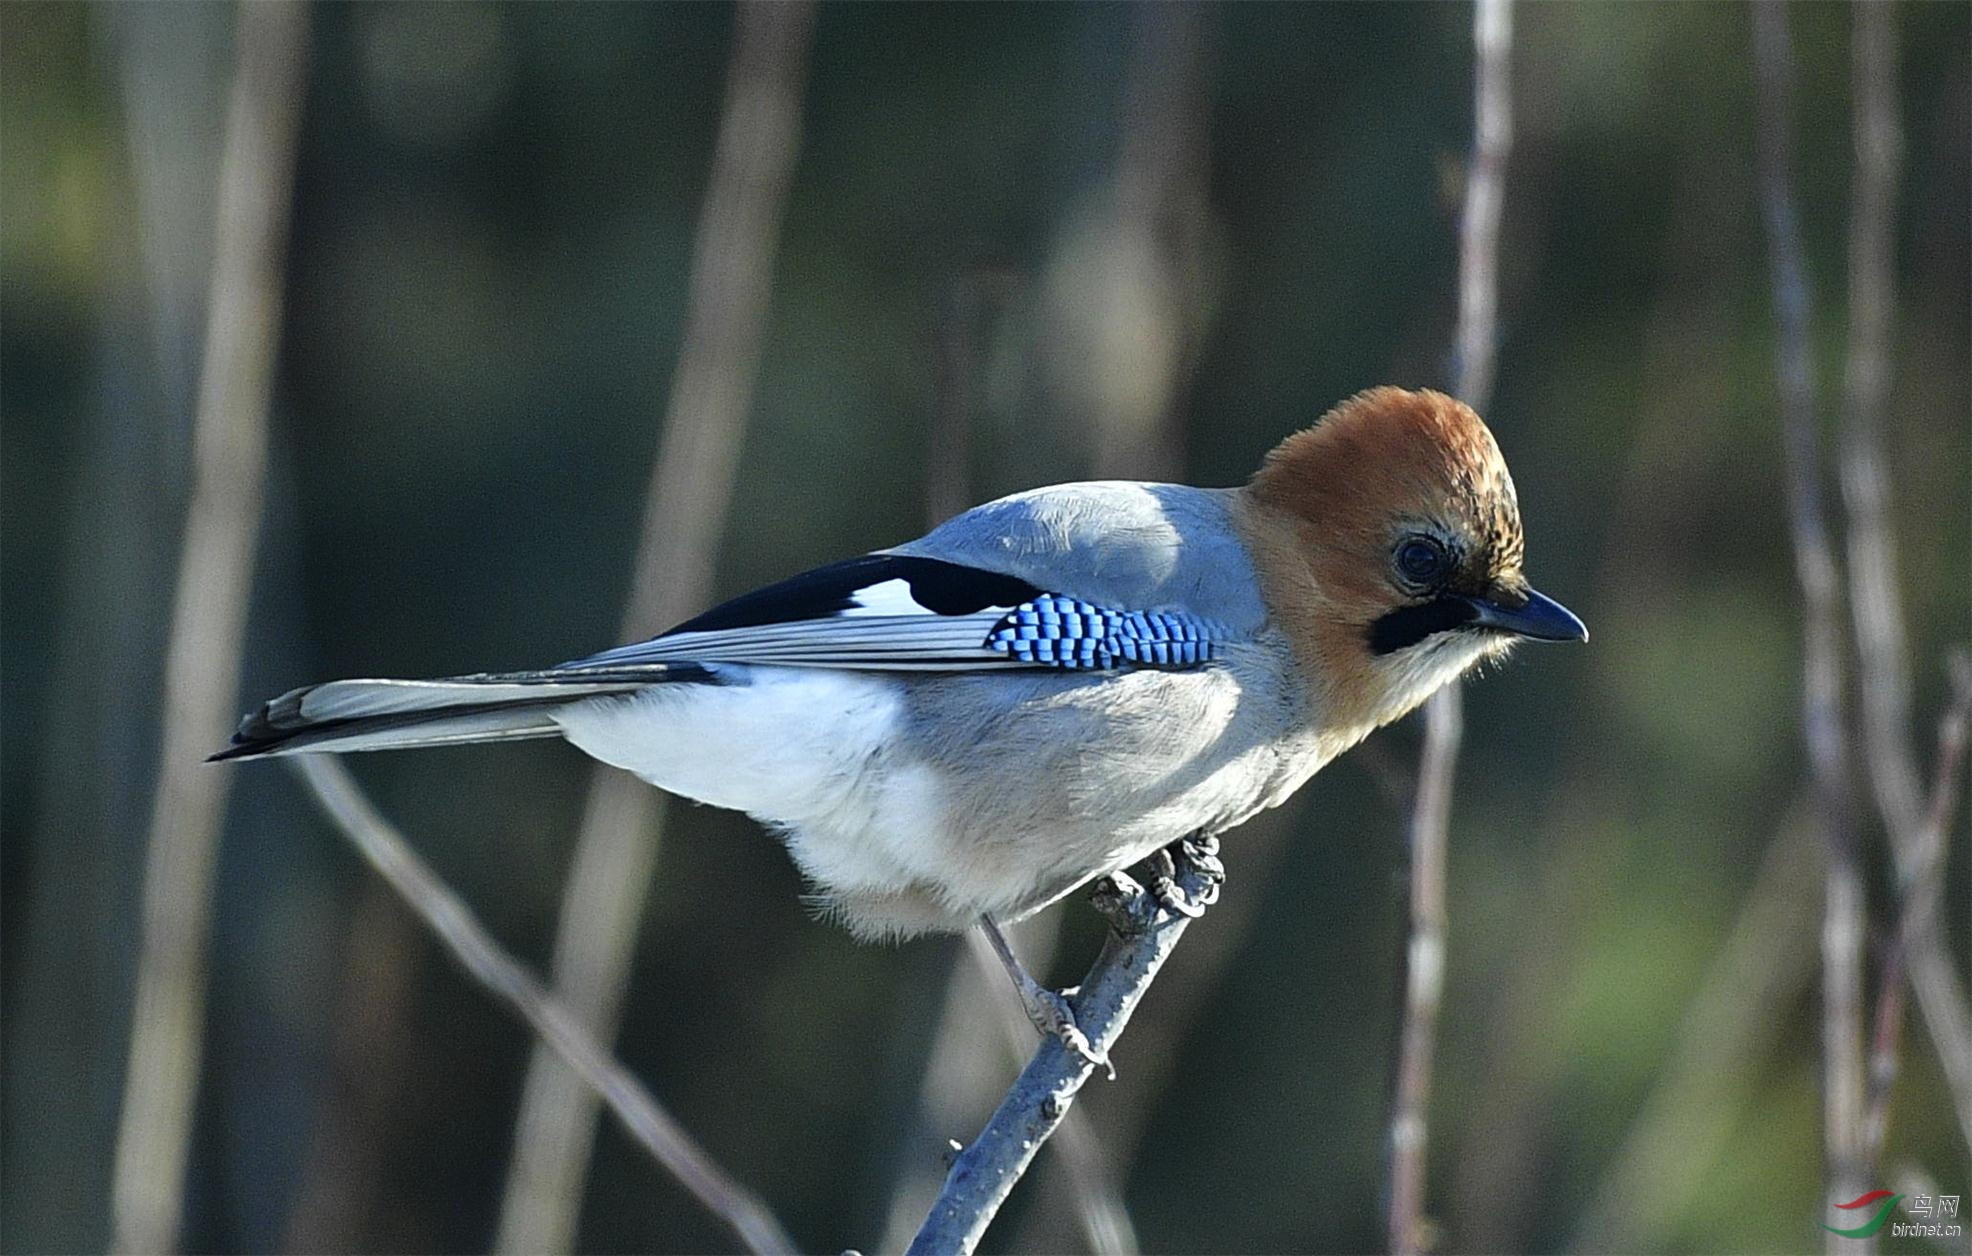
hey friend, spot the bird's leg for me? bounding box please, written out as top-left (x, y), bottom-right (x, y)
top-left (977, 916), bottom-right (1113, 1077)
top-left (1146, 833), bottom-right (1225, 918)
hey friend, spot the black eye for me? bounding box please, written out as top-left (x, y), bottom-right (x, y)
top-left (1396, 536), bottom-right (1449, 584)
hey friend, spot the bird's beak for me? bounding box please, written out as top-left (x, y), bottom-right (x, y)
top-left (1464, 586), bottom-right (1588, 643)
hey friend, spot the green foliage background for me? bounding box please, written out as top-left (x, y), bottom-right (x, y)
top-left (2, 3), bottom-right (1966, 1253)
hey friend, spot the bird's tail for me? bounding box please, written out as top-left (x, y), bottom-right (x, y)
top-left (210, 664), bottom-right (713, 761)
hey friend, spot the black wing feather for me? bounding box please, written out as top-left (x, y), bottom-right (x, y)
top-left (663, 554), bottom-right (1042, 635)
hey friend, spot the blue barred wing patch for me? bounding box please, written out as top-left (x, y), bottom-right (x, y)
top-left (985, 595), bottom-right (1233, 670)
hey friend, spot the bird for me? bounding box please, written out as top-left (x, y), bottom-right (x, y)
top-left (216, 385), bottom-right (1585, 1062)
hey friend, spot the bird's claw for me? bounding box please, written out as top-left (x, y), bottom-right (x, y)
top-left (1182, 833), bottom-right (1227, 886)
top-left (1020, 983), bottom-right (1115, 1080)
top-left (1148, 834), bottom-right (1224, 918)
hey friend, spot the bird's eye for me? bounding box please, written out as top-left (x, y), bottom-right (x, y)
top-left (1395, 536), bottom-right (1449, 585)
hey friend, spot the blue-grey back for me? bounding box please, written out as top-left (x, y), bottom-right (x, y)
top-left (891, 482), bottom-right (1268, 632)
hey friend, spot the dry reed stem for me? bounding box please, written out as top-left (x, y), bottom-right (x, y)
top-left (494, 5), bottom-right (814, 1251)
top-left (109, 6), bottom-right (308, 1249)
top-left (1841, 0), bottom-right (1921, 845)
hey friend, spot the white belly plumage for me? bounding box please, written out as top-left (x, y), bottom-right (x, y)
top-left (551, 663), bottom-right (1324, 939)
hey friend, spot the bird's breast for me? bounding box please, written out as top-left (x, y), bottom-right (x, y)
top-left (553, 650), bottom-right (1327, 938)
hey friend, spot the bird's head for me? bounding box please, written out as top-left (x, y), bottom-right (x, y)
top-left (1240, 386), bottom-right (1586, 734)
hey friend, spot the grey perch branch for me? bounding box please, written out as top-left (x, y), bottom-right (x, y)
top-left (291, 756), bottom-right (797, 1256)
top-left (906, 842), bottom-right (1223, 1256)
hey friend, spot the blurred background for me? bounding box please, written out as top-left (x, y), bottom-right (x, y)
top-left (3, 2), bottom-right (1967, 1253)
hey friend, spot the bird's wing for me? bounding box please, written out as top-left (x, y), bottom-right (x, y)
top-left (555, 552), bottom-right (1239, 674)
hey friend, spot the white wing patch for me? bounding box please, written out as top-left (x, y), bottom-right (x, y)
top-left (839, 577), bottom-right (986, 618)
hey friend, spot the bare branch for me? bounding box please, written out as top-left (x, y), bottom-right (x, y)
top-left (1751, 3), bottom-right (1871, 1241)
top-left (1875, 655), bottom-right (1972, 1154)
top-left (1389, 683), bottom-right (1462, 1256)
top-left (495, 5), bottom-right (814, 1251)
top-left (1834, 0), bottom-right (1972, 1160)
top-left (110, 6), bottom-right (308, 1249)
top-left (1846, 0), bottom-right (1913, 1174)
top-left (1841, 0), bottom-right (1922, 842)
top-left (291, 756), bottom-right (796, 1256)
top-left (1454, 0), bottom-right (1514, 415)
top-left (1390, 3), bottom-right (1512, 1252)
top-left (906, 855), bottom-right (1222, 1256)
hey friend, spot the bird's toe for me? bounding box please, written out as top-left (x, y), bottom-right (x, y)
top-left (1021, 985), bottom-right (1114, 1080)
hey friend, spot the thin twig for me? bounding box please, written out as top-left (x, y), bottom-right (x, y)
top-left (109, 6), bottom-right (308, 1250)
top-left (291, 756), bottom-right (796, 1256)
top-left (1751, 3), bottom-right (1871, 1244)
top-left (1452, 0), bottom-right (1514, 419)
top-left (1389, 3), bottom-right (1512, 1253)
top-left (1841, 0), bottom-right (1920, 845)
top-left (494, 5), bottom-right (814, 1252)
top-left (1846, 0), bottom-right (1912, 1174)
top-left (1836, 0), bottom-right (1972, 1161)
top-left (1842, 0), bottom-right (1930, 1162)
top-left (1874, 654), bottom-right (1972, 1154)
top-left (907, 857), bottom-right (1221, 1256)
top-left (1866, 674), bottom-right (1971, 1160)
top-left (1389, 685), bottom-right (1461, 1256)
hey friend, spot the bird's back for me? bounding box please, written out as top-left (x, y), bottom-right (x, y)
top-left (895, 482), bottom-right (1270, 632)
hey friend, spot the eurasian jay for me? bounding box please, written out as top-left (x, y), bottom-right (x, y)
top-left (218, 386), bottom-right (1585, 1059)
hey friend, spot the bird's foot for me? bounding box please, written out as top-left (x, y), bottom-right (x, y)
top-left (1147, 834), bottom-right (1224, 918)
top-left (1016, 980), bottom-right (1114, 1079)
top-left (978, 916), bottom-right (1115, 1078)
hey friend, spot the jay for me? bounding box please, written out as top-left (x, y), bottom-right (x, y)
top-left (219, 386), bottom-right (1586, 1058)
